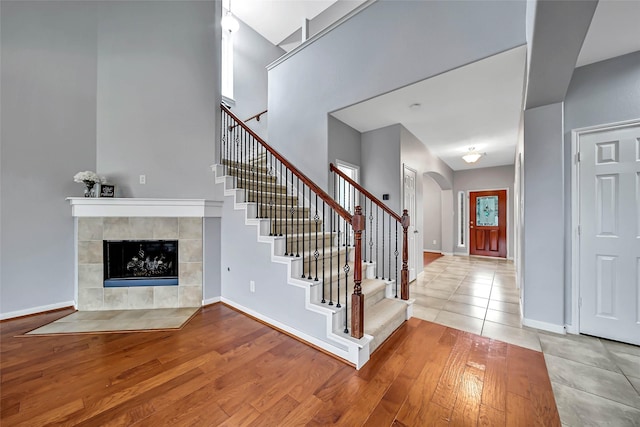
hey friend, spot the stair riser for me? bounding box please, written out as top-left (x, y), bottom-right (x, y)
top-left (245, 193), bottom-right (298, 205)
top-left (286, 235), bottom-right (335, 255)
top-left (271, 222), bottom-right (323, 235)
top-left (237, 183), bottom-right (288, 194)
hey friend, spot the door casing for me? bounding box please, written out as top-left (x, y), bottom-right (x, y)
top-left (569, 118), bottom-right (640, 335)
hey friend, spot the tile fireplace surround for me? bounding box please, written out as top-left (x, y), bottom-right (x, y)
top-left (68, 198), bottom-right (222, 311)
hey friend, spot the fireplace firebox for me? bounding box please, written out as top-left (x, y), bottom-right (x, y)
top-left (103, 240), bottom-right (178, 287)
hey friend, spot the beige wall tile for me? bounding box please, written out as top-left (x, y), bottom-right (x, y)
top-left (78, 264), bottom-right (103, 288)
top-left (154, 286), bottom-right (179, 308)
top-left (129, 218), bottom-right (155, 240)
top-left (103, 217), bottom-right (131, 240)
top-left (154, 217), bottom-right (179, 239)
top-left (78, 218), bottom-right (103, 241)
top-left (78, 241), bottom-right (103, 264)
top-left (78, 288), bottom-right (104, 310)
top-left (179, 262), bottom-right (202, 286)
top-left (179, 218), bottom-right (202, 239)
top-left (128, 287), bottom-right (154, 309)
top-left (179, 239), bottom-right (203, 262)
top-left (104, 288), bottom-right (128, 310)
top-left (179, 285), bottom-right (202, 307)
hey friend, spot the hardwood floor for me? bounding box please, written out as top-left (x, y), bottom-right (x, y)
top-left (424, 251), bottom-right (443, 267)
top-left (1, 304), bottom-right (560, 426)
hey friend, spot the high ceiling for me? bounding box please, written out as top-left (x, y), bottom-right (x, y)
top-left (332, 46), bottom-right (527, 171)
top-left (234, 0), bottom-right (640, 171)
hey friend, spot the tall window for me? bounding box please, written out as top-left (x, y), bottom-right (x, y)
top-left (457, 191), bottom-right (466, 247)
top-left (221, 0), bottom-right (234, 101)
top-left (221, 25), bottom-right (234, 101)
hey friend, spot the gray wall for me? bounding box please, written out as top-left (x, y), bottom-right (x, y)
top-left (0, 1), bottom-right (221, 316)
top-left (361, 125), bottom-right (402, 214)
top-left (453, 165), bottom-right (515, 258)
top-left (231, 18), bottom-right (285, 139)
top-left (423, 176), bottom-right (442, 252)
top-left (95, 1), bottom-right (219, 199)
top-left (1, 1), bottom-right (98, 315)
top-left (328, 116), bottom-right (361, 170)
top-left (523, 102), bottom-right (565, 328)
top-left (562, 51), bottom-right (640, 325)
top-left (268, 0), bottom-right (525, 191)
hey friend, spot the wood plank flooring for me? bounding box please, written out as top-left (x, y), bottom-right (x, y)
top-left (424, 251), bottom-right (443, 267)
top-left (1, 303), bottom-right (560, 426)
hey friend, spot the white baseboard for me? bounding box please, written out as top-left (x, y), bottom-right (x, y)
top-left (441, 252), bottom-right (454, 256)
top-left (522, 317), bottom-right (566, 335)
top-left (422, 249), bottom-right (442, 254)
top-left (0, 301), bottom-right (75, 321)
top-left (203, 297), bottom-right (221, 306)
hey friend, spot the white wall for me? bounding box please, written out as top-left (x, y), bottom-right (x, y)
top-left (95, 1), bottom-right (219, 199)
top-left (523, 102), bottom-right (565, 329)
top-left (1, 1), bottom-right (98, 316)
top-left (0, 1), bottom-right (221, 317)
top-left (328, 116), bottom-right (361, 171)
top-left (453, 165), bottom-right (515, 257)
top-left (231, 19), bottom-right (285, 140)
top-left (423, 176), bottom-right (442, 252)
top-left (268, 0), bottom-right (526, 191)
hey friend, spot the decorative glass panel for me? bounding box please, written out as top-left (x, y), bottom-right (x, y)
top-left (476, 196), bottom-right (499, 226)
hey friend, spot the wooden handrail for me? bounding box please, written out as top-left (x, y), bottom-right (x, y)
top-left (222, 105), bottom-right (353, 223)
top-left (229, 109), bottom-right (268, 130)
top-left (330, 163), bottom-right (402, 223)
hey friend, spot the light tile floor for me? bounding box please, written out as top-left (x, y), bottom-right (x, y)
top-left (413, 255), bottom-right (640, 426)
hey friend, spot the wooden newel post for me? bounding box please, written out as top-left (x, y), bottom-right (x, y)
top-left (401, 209), bottom-right (410, 300)
top-left (351, 206), bottom-right (365, 339)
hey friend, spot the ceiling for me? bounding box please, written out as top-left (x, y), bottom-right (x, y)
top-left (332, 46), bottom-right (527, 171)
top-left (233, 0), bottom-right (640, 171)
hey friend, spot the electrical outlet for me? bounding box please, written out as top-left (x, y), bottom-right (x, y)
top-left (250, 280), bottom-right (255, 293)
top-left (433, 240), bottom-right (437, 245)
top-left (139, 174), bottom-right (146, 184)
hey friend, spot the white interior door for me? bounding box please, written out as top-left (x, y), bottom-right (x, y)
top-left (578, 123), bottom-right (640, 345)
top-left (403, 166), bottom-right (417, 282)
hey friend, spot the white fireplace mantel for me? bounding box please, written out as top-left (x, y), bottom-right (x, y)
top-left (67, 198), bottom-right (223, 218)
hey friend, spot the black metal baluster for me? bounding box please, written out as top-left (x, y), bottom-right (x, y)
top-left (344, 219), bottom-right (350, 334)
top-left (336, 214), bottom-right (341, 309)
top-left (279, 162), bottom-right (283, 236)
top-left (328, 208), bottom-right (333, 305)
top-left (375, 205), bottom-right (379, 279)
top-left (284, 168), bottom-right (289, 256)
top-left (369, 199), bottom-right (374, 264)
top-left (382, 207), bottom-right (385, 280)
top-left (307, 186), bottom-right (312, 279)
top-left (395, 221), bottom-right (399, 298)
top-left (314, 194), bottom-right (319, 281)
top-left (296, 177), bottom-right (300, 258)
top-left (388, 215), bottom-right (392, 283)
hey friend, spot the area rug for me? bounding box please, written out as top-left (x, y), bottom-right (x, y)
top-left (24, 307), bottom-right (199, 336)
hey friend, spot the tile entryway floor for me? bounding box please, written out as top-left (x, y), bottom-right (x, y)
top-left (413, 255), bottom-right (640, 426)
top-left (25, 307), bottom-right (199, 335)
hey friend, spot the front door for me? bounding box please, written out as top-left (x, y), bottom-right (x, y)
top-left (578, 123), bottom-right (640, 345)
top-left (469, 190), bottom-right (507, 258)
top-left (403, 165), bottom-right (417, 281)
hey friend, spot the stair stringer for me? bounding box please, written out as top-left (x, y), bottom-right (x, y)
top-left (214, 166), bottom-right (373, 369)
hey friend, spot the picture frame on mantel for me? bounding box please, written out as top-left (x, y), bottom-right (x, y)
top-left (98, 184), bottom-right (116, 198)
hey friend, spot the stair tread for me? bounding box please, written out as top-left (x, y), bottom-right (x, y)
top-left (364, 298), bottom-right (407, 334)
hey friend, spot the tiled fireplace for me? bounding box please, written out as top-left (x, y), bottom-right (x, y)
top-left (69, 198), bottom-right (222, 311)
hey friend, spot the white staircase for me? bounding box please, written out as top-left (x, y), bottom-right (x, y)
top-left (212, 161), bottom-right (412, 369)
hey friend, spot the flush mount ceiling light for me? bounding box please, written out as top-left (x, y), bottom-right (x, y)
top-left (462, 147), bottom-right (483, 164)
top-left (221, 10), bottom-right (239, 33)
top-left (409, 103), bottom-right (422, 111)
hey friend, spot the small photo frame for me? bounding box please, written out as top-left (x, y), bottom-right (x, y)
top-left (99, 184), bottom-right (116, 198)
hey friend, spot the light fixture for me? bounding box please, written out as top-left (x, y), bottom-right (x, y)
top-left (221, 10), bottom-right (239, 33)
top-left (409, 103), bottom-right (422, 111)
top-left (462, 147), bottom-right (482, 164)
